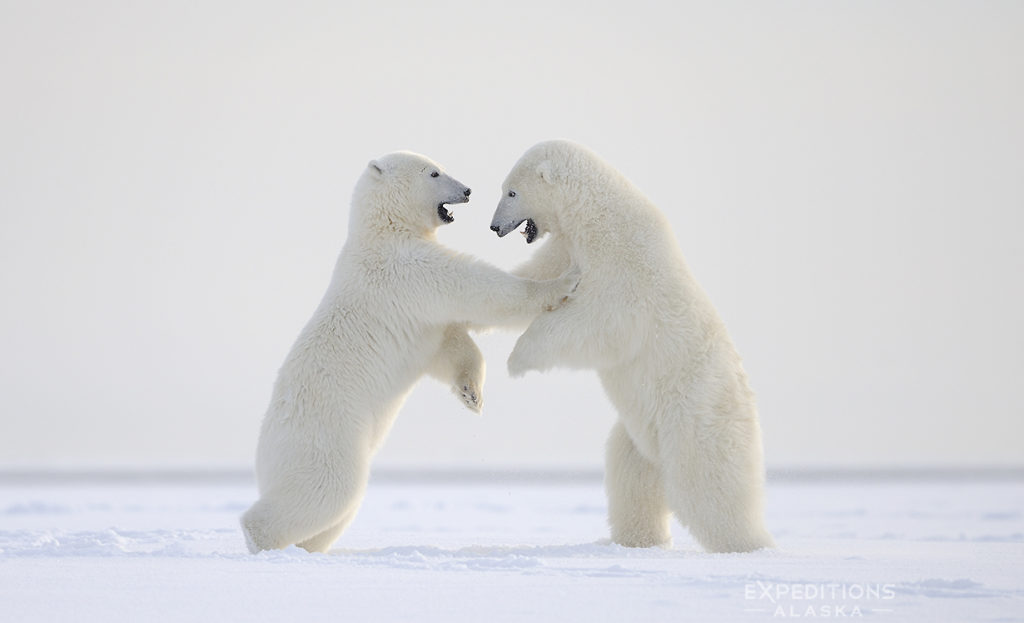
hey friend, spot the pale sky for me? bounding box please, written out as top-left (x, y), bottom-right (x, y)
top-left (1, 0), bottom-right (1022, 469)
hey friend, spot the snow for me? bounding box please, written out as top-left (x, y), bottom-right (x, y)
top-left (1, 473), bottom-right (1022, 622)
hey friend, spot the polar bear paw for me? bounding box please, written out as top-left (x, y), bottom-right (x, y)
top-left (544, 266), bottom-right (582, 312)
top-left (507, 344), bottom-right (537, 378)
top-left (454, 382), bottom-right (483, 413)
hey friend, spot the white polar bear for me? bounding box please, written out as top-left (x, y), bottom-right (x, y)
top-left (241, 151), bottom-right (578, 554)
top-left (490, 140), bottom-right (774, 553)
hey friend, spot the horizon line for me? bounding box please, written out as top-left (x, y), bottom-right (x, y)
top-left (1, 465), bottom-right (1023, 486)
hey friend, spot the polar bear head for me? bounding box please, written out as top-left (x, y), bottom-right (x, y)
top-left (352, 151), bottom-right (471, 236)
top-left (489, 139), bottom-right (596, 244)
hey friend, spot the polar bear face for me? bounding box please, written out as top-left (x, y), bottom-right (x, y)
top-left (489, 144), bottom-right (566, 244)
top-left (360, 151), bottom-right (472, 234)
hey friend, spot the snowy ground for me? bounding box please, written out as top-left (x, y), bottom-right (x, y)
top-left (1, 471), bottom-right (1022, 622)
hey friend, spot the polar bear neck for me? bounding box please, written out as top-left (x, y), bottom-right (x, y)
top-left (553, 179), bottom-right (657, 265)
top-left (349, 176), bottom-right (437, 241)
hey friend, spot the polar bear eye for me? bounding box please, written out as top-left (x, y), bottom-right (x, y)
top-left (430, 171), bottom-right (439, 178)
top-left (508, 191), bottom-right (516, 198)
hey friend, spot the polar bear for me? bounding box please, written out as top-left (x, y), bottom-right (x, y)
top-left (241, 151), bottom-right (578, 554)
top-left (490, 140), bottom-right (774, 553)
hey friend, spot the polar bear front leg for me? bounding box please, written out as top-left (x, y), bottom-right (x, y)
top-left (507, 307), bottom-right (584, 377)
top-left (507, 300), bottom-right (621, 377)
top-left (442, 260), bottom-right (580, 329)
top-left (428, 324), bottom-right (485, 413)
top-left (605, 422), bottom-right (672, 548)
top-left (507, 321), bottom-right (556, 378)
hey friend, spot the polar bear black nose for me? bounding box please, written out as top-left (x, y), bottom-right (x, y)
top-left (490, 225), bottom-right (500, 233)
top-left (464, 188), bottom-right (471, 197)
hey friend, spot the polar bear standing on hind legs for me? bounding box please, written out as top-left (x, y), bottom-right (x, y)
top-left (490, 140), bottom-right (774, 553)
top-left (241, 151), bottom-right (578, 554)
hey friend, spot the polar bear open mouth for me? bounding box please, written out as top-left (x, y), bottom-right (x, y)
top-left (437, 195), bottom-right (470, 224)
top-left (492, 217), bottom-right (539, 243)
top-left (437, 203), bottom-right (456, 224)
top-left (518, 219), bottom-right (539, 243)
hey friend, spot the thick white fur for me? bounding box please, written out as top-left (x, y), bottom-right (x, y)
top-left (491, 140), bottom-right (774, 553)
top-left (241, 151), bottom-right (578, 554)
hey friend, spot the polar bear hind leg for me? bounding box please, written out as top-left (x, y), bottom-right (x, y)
top-left (241, 465), bottom-right (369, 554)
top-left (296, 512), bottom-right (356, 554)
top-left (660, 416), bottom-right (775, 553)
top-left (605, 422), bottom-right (672, 548)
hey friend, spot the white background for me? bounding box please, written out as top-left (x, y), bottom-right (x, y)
top-left (1, 0), bottom-right (1021, 469)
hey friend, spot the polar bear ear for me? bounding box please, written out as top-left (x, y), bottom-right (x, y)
top-left (536, 160), bottom-right (554, 185)
top-left (368, 160), bottom-right (384, 176)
